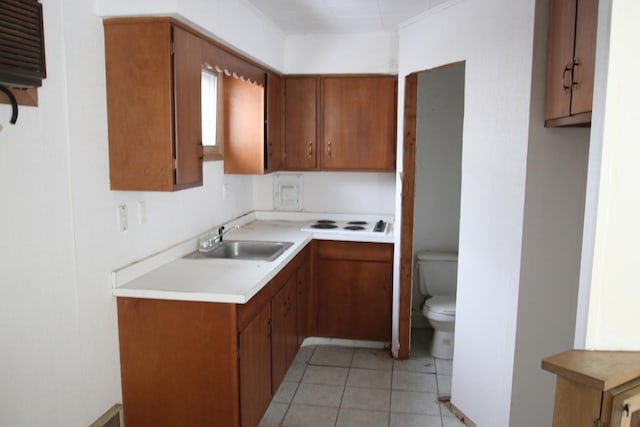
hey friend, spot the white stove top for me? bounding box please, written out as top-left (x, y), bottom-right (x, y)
top-left (300, 219), bottom-right (389, 236)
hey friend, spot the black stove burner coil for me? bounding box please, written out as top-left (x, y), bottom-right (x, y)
top-left (344, 225), bottom-right (365, 231)
top-left (311, 223), bottom-right (339, 229)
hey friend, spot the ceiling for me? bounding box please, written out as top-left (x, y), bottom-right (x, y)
top-left (245, 0), bottom-right (450, 35)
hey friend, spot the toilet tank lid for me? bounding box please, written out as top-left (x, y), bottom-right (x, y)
top-left (416, 251), bottom-right (458, 262)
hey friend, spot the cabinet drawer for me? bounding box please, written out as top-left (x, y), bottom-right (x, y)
top-left (317, 240), bottom-right (393, 262)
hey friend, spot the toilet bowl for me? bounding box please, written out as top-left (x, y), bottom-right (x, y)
top-left (423, 295), bottom-right (456, 359)
top-left (417, 251), bottom-right (457, 359)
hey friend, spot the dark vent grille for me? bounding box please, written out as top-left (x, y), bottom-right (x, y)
top-left (0, 0), bottom-right (46, 87)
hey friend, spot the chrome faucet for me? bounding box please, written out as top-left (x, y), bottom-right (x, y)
top-left (198, 224), bottom-right (241, 253)
top-left (217, 225), bottom-right (240, 242)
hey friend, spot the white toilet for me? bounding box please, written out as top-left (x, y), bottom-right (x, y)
top-left (416, 251), bottom-right (458, 359)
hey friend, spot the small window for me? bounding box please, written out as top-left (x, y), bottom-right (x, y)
top-left (201, 69), bottom-right (223, 160)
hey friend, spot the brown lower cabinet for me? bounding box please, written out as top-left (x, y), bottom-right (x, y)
top-left (117, 244), bottom-right (311, 427)
top-left (542, 350), bottom-right (640, 427)
top-left (316, 240), bottom-right (393, 341)
top-left (116, 240), bottom-right (394, 426)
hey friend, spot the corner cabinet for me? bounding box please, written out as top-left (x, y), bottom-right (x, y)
top-left (316, 240), bottom-right (393, 341)
top-left (104, 19), bottom-right (203, 191)
top-left (545, 0), bottom-right (598, 127)
top-left (542, 350), bottom-right (640, 427)
top-left (283, 75), bottom-right (397, 172)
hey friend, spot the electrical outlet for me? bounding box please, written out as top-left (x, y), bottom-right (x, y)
top-left (117, 204), bottom-right (128, 232)
top-left (137, 201), bottom-right (146, 224)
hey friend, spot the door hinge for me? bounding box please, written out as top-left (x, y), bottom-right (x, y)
top-left (592, 418), bottom-right (605, 427)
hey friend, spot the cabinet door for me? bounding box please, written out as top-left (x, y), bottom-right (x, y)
top-left (611, 385), bottom-right (640, 427)
top-left (271, 274), bottom-right (298, 393)
top-left (317, 259), bottom-right (392, 341)
top-left (571, 0), bottom-right (598, 115)
top-left (223, 75), bottom-right (266, 174)
top-left (266, 73), bottom-right (284, 172)
top-left (551, 376), bottom-right (602, 427)
top-left (545, 0), bottom-right (576, 121)
top-left (239, 303), bottom-right (272, 427)
top-left (284, 77), bottom-right (318, 170)
top-left (104, 21), bottom-right (175, 190)
top-left (321, 77), bottom-right (396, 171)
top-left (172, 26), bottom-right (204, 189)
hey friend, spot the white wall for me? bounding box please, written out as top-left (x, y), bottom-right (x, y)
top-left (396, 1), bottom-right (537, 425)
top-left (253, 172), bottom-right (396, 214)
top-left (581, 0), bottom-right (640, 350)
top-left (0, 2), bottom-right (80, 425)
top-left (509, 0), bottom-right (590, 425)
top-left (285, 32), bottom-right (398, 74)
top-left (0, 0), bottom-right (284, 425)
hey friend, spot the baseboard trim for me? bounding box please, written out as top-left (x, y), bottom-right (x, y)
top-left (441, 399), bottom-right (476, 427)
top-left (90, 404), bottom-right (124, 427)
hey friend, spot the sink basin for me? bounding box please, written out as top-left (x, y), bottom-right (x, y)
top-left (185, 240), bottom-right (294, 261)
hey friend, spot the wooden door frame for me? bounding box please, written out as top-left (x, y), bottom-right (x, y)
top-left (398, 62), bottom-right (465, 359)
top-left (397, 72), bottom-right (418, 360)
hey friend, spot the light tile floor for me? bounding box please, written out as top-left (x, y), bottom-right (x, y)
top-left (259, 329), bottom-right (465, 427)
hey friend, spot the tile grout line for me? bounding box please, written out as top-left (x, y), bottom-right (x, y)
top-left (388, 360), bottom-right (395, 427)
top-left (279, 346), bottom-right (314, 427)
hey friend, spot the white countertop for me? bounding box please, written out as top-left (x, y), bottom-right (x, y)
top-left (112, 212), bottom-right (394, 304)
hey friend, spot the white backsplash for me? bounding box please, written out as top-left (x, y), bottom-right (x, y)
top-left (254, 171), bottom-right (396, 215)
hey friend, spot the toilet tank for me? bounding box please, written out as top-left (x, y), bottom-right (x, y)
top-left (417, 251), bottom-right (458, 297)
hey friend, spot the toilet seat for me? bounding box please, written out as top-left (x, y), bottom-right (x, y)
top-left (423, 296), bottom-right (456, 315)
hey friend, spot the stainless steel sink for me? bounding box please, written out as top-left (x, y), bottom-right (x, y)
top-left (185, 240), bottom-right (294, 261)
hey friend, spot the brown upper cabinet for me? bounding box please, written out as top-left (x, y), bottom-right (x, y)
top-left (284, 75), bottom-right (397, 172)
top-left (545, 0), bottom-right (598, 127)
top-left (104, 19), bottom-right (204, 191)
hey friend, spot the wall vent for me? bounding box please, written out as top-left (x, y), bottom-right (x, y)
top-left (0, 0), bottom-right (46, 88)
top-left (89, 404), bottom-right (124, 427)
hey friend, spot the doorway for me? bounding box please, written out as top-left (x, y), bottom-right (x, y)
top-left (398, 62), bottom-right (465, 359)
